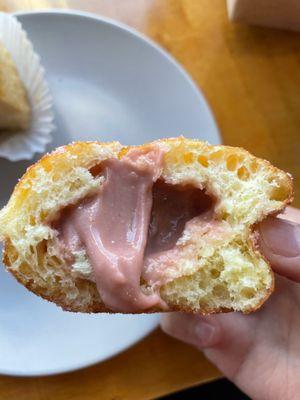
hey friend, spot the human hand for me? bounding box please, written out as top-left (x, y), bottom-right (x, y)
top-left (161, 207), bottom-right (300, 400)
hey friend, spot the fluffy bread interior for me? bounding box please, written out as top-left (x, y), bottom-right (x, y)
top-left (0, 41), bottom-right (30, 131)
top-left (0, 138), bottom-right (293, 313)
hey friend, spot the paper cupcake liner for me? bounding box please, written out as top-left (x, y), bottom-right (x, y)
top-left (0, 12), bottom-right (54, 161)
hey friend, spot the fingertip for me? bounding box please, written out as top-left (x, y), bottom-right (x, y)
top-left (160, 312), bottom-right (193, 339)
top-left (259, 216), bottom-right (300, 283)
top-left (160, 312), bottom-right (220, 349)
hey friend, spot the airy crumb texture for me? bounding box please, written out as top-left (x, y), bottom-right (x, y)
top-left (0, 41), bottom-right (30, 131)
top-left (0, 138), bottom-right (293, 314)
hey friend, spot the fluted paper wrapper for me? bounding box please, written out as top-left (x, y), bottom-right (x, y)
top-left (0, 12), bottom-right (54, 161)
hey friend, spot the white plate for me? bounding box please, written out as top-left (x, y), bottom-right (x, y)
top-left (0, 10), bottom-right (220, 376)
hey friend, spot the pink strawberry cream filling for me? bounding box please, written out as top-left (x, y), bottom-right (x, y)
top-left (54, 146), bottom-right (215, 312)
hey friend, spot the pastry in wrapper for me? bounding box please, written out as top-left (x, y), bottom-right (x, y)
top-left (0, 40), bottom-right (30, 131)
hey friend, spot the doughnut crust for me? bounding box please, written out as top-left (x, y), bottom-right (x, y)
top-left (0, 138), bottom-right (293, 313)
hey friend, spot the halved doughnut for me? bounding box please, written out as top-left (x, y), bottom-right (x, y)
top-left (0, 138), bottom-right (293, 313)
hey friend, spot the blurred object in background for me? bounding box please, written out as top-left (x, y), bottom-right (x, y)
top-left (0, 0), bottom-right (67, 12)
top-left (227, 0), bottom-right (300, 31)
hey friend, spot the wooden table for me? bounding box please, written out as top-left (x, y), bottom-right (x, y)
top-left (1, 1), bottom-right (300, 399)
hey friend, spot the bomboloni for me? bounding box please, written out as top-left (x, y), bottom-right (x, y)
top-left (0, 137), bottom-right (293, 314)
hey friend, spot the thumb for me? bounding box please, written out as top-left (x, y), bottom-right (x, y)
top-left (259, 207), bottom-right (300, 283)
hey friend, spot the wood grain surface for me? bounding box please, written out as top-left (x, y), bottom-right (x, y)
top-left (1, 0), bottom-right (300, 399)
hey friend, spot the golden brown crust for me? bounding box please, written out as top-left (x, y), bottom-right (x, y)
top-left (7, 138), bottom-right (294, 217)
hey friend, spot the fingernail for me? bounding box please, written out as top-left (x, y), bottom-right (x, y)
top-left (194, 320), bottom-right (217, 348)
top-left (260, 217), bottom-right (300, 257)
top-left (161, 314), bottom-right (218, 349)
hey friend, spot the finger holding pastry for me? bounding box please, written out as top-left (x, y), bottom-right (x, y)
top-left (161, 206), bottom-right (300, 400)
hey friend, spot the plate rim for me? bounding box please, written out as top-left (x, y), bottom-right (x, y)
top-left (14, 8), bottom-right (220, 145)
top-left (1, 9), bottom-right (220, 377)
top-left (0, 312), bottom-right (160, 377)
